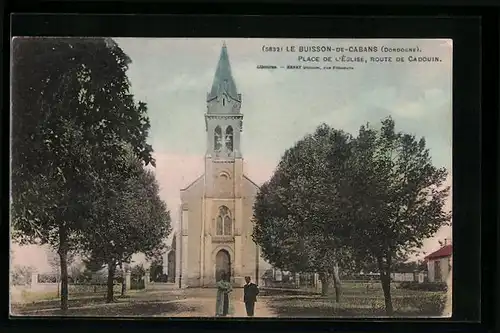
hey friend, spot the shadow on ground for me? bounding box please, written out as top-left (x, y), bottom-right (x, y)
top-left (11, 290), bottom-right (191, 316)
top-left (12, 301), bottom-right (198, 317)
top-left (11, 297), bottom-right (107, 313)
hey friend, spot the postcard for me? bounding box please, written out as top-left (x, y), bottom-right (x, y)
top-left (10, 37), bottom-right (452, 318)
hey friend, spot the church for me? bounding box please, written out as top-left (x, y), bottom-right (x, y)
top-left (170, 42), bottom-right (269, 288)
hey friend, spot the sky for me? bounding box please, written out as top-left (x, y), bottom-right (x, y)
top-left (12, 38), bottom-right (453, 272)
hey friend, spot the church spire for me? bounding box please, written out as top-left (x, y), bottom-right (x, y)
top-left (207, 42), bottom-right (240, 103)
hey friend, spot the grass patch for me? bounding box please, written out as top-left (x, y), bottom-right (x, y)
top-left (13, 301), bottom-right (196, 317)
top-left (18, 290), bottom-right (60, 303)
top-left (10, 289), bottom-right (191, 316)
top-left (11, 296), bottom-right (109, 314)
top-left (264, 283), bottom-right (447, 318)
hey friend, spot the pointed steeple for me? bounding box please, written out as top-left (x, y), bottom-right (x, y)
top-left (207, 42), bottom-right (240, 103)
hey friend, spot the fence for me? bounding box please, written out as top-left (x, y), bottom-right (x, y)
top-left (259, 270), bottom-right (427, 294)
top-left (26, 282), bottom-right (123, 293)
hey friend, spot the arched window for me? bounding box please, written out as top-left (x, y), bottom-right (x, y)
top-left (225, 126), bottom-right (234, 152)
top-left (216, 206), bottom-right (232, 236)
top-left (214, 126), bottom-right (222, 151)
top-left (224, 215), bottom-right (232, 235)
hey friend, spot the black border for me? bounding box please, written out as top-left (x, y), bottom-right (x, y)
top-left (5, 9), bottom-right (495, 333)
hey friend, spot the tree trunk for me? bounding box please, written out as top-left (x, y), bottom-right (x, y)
top-left (377, 258), bottom-right (394, 316)
top-left (121, 280), bottom-right (126, 296)
top-left (58, 227), bottom-right (69, 313)
top-left (332, 265), bottom-right (342, 303)
top-left (380, 273), bottom-right (393, 315)
top-left (106, 261), bottom-right (115, 303)
top-left (121, 268), bottom-right (127, 296)
top-left (319, 272), bottom-right (335, 296)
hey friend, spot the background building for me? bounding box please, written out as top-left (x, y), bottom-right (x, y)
top-left (425, 239), bottom-right (452, 282)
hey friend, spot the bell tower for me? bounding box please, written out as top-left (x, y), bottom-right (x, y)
top-left (205, 42), bottom-right (243, 160)
top-left (179, 41), bottom-right (266, 288)
top-left (201, 41), bottom-right (246, 286)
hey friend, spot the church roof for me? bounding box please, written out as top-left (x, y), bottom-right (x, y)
top-left (180, 174), bottom-right (204, 192)
top-left (243, 174), bottom-right (260, 189)
top-left (207, 42), bottom-right (240, 104)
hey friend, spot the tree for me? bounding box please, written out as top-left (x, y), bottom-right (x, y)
top-left (47, 248), bottom-right (76, 277)
top-left (149, 256), bottom-right (164, 282)
top-left (11, 265), bottom-right (35, 286)
top-left (82, 254), bottom-right (106, 274)
top-left (253, 124), bottom-right (355, 300)
top-left (69, 264), bottom-right (84, 284)
top-left (11, 37), bottom-right (154, 311)
top-left (82, 152), bottom-right (171, 302)
top-left (81, 253), bottom-right (107, 287)
top-left (131, 264), bottom-right (146, 286)
top-left (46, 248), bottom-right (76, 296)
top-left (345, 117), bottom-right (451, 315)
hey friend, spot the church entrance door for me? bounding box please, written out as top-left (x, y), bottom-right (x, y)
top-left (215, 249), bottom-right (231, 282)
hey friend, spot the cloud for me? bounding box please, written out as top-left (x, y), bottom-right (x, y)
top-left (163, 71), bottom-right (214, 93)
top-left (151, 152), bottom-right (204, 228)
top-left (391, 88), bottom-right (449, 120)
top-left (151, 151), bottom-right (278, 229)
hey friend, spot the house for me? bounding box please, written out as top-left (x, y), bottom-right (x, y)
top-left (425, 240), bottom-right (452, 283)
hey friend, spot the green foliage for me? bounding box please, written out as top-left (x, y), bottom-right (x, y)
top-left (253, 117), bottom-right (450, 314)
top-left (399, 293), bottom-right (447, 315)
top-left (398, 281), bottom-right (448, 292)
top-left (344, 118), bottom-right (450, 314)
top-left (130, 280), bottom-right (145, 290)
top-left (46, 248), bottom-right (76, 275)
top-left (11, 37), bottom-right (155, 310)
top-left (11, 265), bottom-right (35, 285)
top-left (80, 150), bottom-right (171, 301)
top-left (82, 152), bottom-right (171, 267)
top-left (68, 265), bottom-right (85, 284)
top-left (267, 291), bottom-right (447, 317)
top-left (149, 257), bottom-right (164, 282)
top-left (346, 117), bottom-right (450, 263)
top-left (131, 264), bottom-right (145, 282)
top-left (253, 124), bottom-right (355, 276)
top-left (11, 38), bottom-right (153, 248)
top-left (82, 254), bottom-right (107, 273)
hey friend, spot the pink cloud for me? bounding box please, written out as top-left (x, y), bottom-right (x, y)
top-left (151, 152), bottom-right (204, 227)
top-left (151, 152), bottom-right (278, 228)
top-left (10, 243), bottom-right (52, 273)
top-left (243, 154), bottom-right (278, 186)
top-left (154, 153), bottom-right (275, 220)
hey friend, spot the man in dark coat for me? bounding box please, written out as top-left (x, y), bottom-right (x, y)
top-left (243, 276), bottom-right (259, 317)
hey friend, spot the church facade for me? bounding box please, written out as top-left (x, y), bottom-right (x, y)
top-left (174, 43), bottom-right (267, 288)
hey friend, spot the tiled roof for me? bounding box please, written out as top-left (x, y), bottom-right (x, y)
top-left (425, 244), bottom-right (452, 260)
